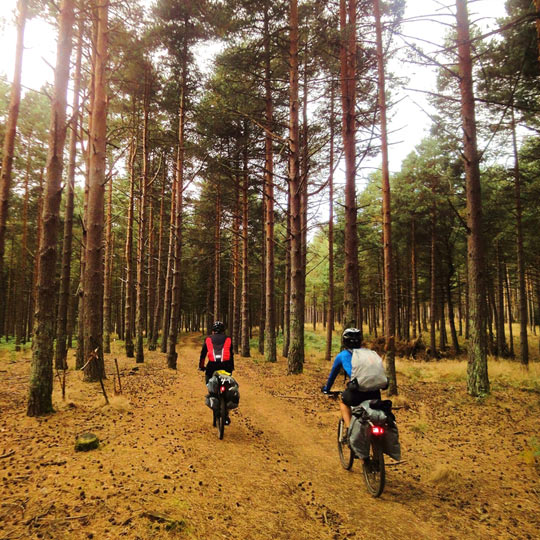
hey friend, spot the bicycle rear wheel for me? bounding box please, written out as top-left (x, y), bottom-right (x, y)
top-left (217, 395), bottom-right (226, 440)
top-left (362, 439), bottom-right (385, 497)
top-left (337, 418), bottom-right (354, 470)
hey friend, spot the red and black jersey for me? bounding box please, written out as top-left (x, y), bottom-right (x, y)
top-left (199, 333), bottom-right (234, 377)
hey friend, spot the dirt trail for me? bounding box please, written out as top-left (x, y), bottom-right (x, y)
top-left (1, 334), bottom-right (539, 540)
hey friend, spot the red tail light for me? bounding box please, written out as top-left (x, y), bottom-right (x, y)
top-left (220, 385), bottom-right (226, 393)
top-left (371, 426), bottom-right (384, 436)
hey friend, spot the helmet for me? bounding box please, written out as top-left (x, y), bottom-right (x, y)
top-left (212, 321), bottom-right (225, 333)
top-left (342, 328), bottom-right (362, 349)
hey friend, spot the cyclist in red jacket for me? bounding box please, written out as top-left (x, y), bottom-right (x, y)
top-left (199, 321), bottom-right (234, 383)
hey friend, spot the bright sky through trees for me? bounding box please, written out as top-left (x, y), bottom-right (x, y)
top-left (0, 0), bottom-right (508, 172)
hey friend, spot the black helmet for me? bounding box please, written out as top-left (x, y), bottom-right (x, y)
top-left (212, 321), bottom-right (225, 333)
top-left (342, 328), bottom-right (362, 349)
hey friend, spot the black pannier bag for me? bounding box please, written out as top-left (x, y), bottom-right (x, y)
top-left (205, 372), bottom-right (240, 410)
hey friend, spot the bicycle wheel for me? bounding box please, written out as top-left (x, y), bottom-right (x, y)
top-left (362, 439), bottom-right (385, 497)
top-left (337, 418), bottom-right (354, 470)
top-left (217, 395), bottom-right (226, 440)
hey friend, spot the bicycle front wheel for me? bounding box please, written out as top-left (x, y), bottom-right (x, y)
top-left (217, 395), bottom-right (226, 440)
top-left (337, 418), bottom-right (354, 470)
top-left (362, 439), bottom-right (385, 497)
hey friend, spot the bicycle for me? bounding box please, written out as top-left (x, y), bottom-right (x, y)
top-left (326, 391), bottom-right (386, 498)
top-left (206, 371), bottom-right (239, 440)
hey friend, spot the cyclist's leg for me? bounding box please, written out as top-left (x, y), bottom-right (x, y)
top-left (339, 401), bottom-right (352, 428)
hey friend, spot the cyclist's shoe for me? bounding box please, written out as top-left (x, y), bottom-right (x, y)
top-left (225, 417), bottom-right (231, 426)
top-left (340, 427), bottom-right (349, 446)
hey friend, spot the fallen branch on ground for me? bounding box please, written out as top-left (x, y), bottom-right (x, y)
top-left (0, 450), bottom-right (15, 459)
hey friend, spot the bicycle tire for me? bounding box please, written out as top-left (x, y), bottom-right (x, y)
top-left (217, 395), bottom-right (226, 440)
top-left (337, 418), bottom-right (354, 470)
top-left (362, 438), bottom-right (385, 497)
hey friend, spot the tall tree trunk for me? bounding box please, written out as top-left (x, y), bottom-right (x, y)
top-left (258, 212), bottom-right (265, 354)
top-left (288, 0), bottom-right (304, 374)
top-left (135, 82), bottom-right (150, 364)
top-left (124, 134), bottom-right (136, 357)
top-left (83, 0), bottom-right (108, 382)
top-left (511, 109), bottom-right (528, 365)
top-left (161, 165), bottom-right (176, 353)
top-left (505, 264), bottom-right (515, 357)
top-left (410, 218), bottom-right (419, 340)
top-left (15, 146), bottom-right (32, 350)
top-left (495, 242), bottom-right (507, 356)
top-left (340, 0), bottom-right (359, 331)
top-left (282, 186), bottom-right (291, 357)
top-left (103, 175), bottom-right (113, 353)
top-left (325, 82), bottom-right (335, 363)
top-left (213, 185), bottom-right (221, 321)
top-left (0, 0), bottom-right (27, 337)
top-left (233, 164), bottom-right (241, 353)
top-left (150, 162), bottom-right (167, 350)
top-left (240, 142), bottom-right (250, 357)
top-left (55, 24), bottom-right (82, 369)
top-left (374, 0), bottom-right (397, 393)
top-left (447, 266), bottom-right (460, 355)
top-left (263, 1), bottom-right (276, 362)
top-left (27, 0), bottom-right (74, 416)
top-left (429, 209), bottom-right (437, 357)
top-left (456, 0), bottom-right (488, 395)
top-left (167, 52), bottom-right (187, 370)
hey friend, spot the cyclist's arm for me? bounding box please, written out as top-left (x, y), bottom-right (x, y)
top-left (322, 355), bottom-right (344, 392)
top-left (199, 342), bottom-right (208, 369)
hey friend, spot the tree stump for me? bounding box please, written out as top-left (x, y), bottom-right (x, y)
top-left (75, 433), bottom-right (99, 452)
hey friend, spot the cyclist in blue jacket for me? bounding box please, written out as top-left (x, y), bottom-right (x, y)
top-left (322, 328), bottom-right (387, 437)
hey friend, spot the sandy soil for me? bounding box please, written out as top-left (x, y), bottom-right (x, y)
top-left (0, 334), bottom-right (539, 540)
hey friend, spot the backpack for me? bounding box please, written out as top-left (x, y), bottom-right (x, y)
top-left (350, 348), bottom-right (388, 391)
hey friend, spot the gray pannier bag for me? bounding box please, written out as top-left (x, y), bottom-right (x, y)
top-left (350, 348), bottom-right (388, 391)
top-left (348, 400), bottom-right (401, 461)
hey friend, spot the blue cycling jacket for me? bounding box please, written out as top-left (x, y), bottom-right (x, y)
top-left (323, 349), bottom-right (352, 392)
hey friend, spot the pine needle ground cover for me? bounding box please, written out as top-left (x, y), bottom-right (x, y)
top-left (0, 335), bottom-right (538, 540)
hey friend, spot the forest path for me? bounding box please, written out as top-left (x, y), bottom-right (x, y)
top-left (167, 334), bottom-right (442, 540)
top-left (1, 334), bottom-right (539, 540)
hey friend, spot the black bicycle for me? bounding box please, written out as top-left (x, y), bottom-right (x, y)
top-left (327, 391), bottom-right (386, 497)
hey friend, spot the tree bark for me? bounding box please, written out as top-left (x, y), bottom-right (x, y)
top-left (0, 0), bottom-right (27, 337)
top-left (124, 134), bottom-right (136, 357)
top-left (374, 0), bottom-right (397, 393)
top-left (15, 145), bottom-right (31, 350)
top-left (240, 141), bottom-right (251, 357)
top-left (55, 23), bottom-right (82, 369)
top-left (429, 207), bottom-right (437, 357)
top-left (27, 0), bottom-right (74, 416)
top-left (511, 109), bottom-right (528, 365)
top-left (161, 163), bottom-right (176, 353)
top-left (167, 52), bottom-right (187, 370)
top-left (325, 82), bottom-right (335, 363)
top-left (263, 1), bottom-right (276, 362)
top-left (83, 0), bottom-right (108, 382)
top-left (340, 0), bottom-right (359, 331)
top-left (135, 79), bottom-right (150, 364)
top-left (456, 0), bottom-right (489, 396)
top-left (149, 161), bottom-right (167, 350)
top-left (282, 186), bottom-right (291, 357)
top-left (103, 175), bottom-right (113, 354)
top-left (288, 0), bottom-right (304, 374)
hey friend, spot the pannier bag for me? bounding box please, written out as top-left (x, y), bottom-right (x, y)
top-left (350, 348), bottom-right (388, 391)
top-left (348, 400), bottom-right (401, 461)
top-left (205, 395), bottom-right (219, 411)
top-left (205, 372), bottom-right (240, 410)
